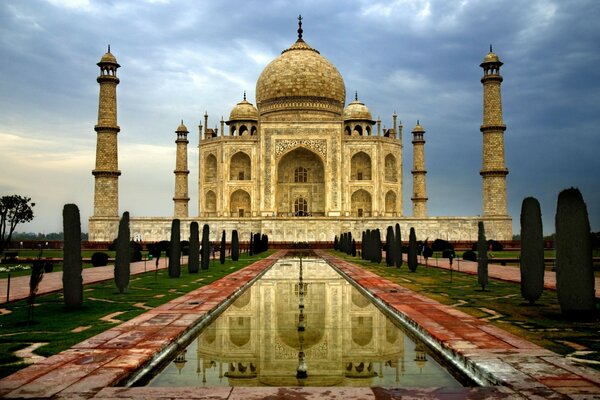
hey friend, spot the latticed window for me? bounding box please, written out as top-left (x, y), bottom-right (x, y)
top-left (294, 167), bottom-right (307, 183)
top-left (295, 197), bottom-right (308, 216)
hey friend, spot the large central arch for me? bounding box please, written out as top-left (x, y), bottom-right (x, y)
top-left (276, 147), bottom-right (325, 216)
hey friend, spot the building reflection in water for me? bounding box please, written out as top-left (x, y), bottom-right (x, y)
top-left (148, 258), bottom-right (461, 387)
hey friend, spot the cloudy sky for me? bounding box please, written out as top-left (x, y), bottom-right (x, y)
top-left (1, 0), bottom-right (598, 236)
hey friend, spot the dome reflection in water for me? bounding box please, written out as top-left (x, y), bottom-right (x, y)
top-left (148, 258), bottom-right (462, 387)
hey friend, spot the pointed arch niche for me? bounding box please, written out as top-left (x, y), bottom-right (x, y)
top-left (350, 151), bottom-right (372, 181)
top-left (276, 147), bottom-right (325, 216)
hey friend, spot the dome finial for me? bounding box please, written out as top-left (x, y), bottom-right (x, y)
top-left (108, 44), bottom-right (111, 53)
top-left (243, 90), bottom-right (246, 101)
top-left (355, 91), bottom-right (358, 101)
top-left (297, 14), bottom-right (303, 40)
top-left (417, 119), bottom-right (420, 125)
top-left (490, 44), bottom-right (493, 52)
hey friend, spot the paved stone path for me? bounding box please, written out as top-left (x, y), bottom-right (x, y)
top-left (319, 251), bottom-right (600, 399)
top-left (407, 254), bottom-right (600, 298)
top-left (1, 250), bottom-right (599, 399)
top-left (0, 257), bottom-right (171, 304)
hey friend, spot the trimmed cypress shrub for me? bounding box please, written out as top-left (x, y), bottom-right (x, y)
top-left (334, 235), bottom-right (339, 251)
top-left (394, 223), bottom-right (402, 268)
top-left (231, 230), bottom-right (239, 261)
top-left (373, 229), bottom-right (382, 264)
top-left (201, 224), bottom-right (210, 270)
top-left (91, 252), bottom-right (109, 267)
top-left (249, 232), bottom-right (254, 256)
top-left (520, 196), bottom-right (544, 305)
top-left (115, 212), bottom-right (131, 292)
top-left (220, 230), bottom-right (226, 265)
top-left (346, 232), bottom-right (353, 255)
top-left (361, 231), bottom-right (366, 260)
top-left (188, 222), bottom-right (200, 273)
top-left (168, 219), bottom-right (181, 278)
top-left (62, 204), bottom-right (83, 309)
top-left (408, 227), bottom-right (418, 272)
top-left (477, 221), bottom-right (488, 291)
top-left (555, 188), bottom-right (595, 317)
top-left (351, 239), bottom-right (357, 257)
top-left (385, 226), bottom-right (395, 267)
top-left (253, 232), bottom-right (261, 254)
top-left (364, 229), bottom-right (371, 261)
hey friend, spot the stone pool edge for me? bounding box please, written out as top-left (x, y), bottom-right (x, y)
top-left (0, 251), bottom-right (286, 399)
top-left (318, 250), bottom-right (600, 399)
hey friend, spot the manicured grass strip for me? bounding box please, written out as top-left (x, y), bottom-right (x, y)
top-left (329, 250), bottom-right (600, 369)
top-left (0, 251), bottom-right (273, 379)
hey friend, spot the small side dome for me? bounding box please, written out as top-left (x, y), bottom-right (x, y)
top-left (483, 51), bottom-right (500, 63)
top-left (100, 51), bottom-right (117, 64)
top-left (176, 120), bottom-right (188, 132)
top-left (228, 95), bottom-right (259, 122)
top-left (412, 121), bottom-right (425, 133)
top-left (481, 45), bottom-right (502, 68)
top-left (343, 96), bottom-right (373, 122)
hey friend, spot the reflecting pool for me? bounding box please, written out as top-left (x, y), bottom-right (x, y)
top-left (147, 258), bottom-right (463, 387)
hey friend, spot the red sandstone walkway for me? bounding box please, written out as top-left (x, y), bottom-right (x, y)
top-left (1, 250), bottom-right (599, 399)
top-left (0, 257), bottom-right (172, 304)
top-left (413, 255), bottom-right (600, 298)
top-left (319, 250), bottom-right (600, 399)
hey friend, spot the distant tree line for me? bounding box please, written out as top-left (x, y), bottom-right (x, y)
top-left (10, 232), bottom-right (89, 241)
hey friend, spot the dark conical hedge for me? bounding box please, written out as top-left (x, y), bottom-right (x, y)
top-left (385, 226), bottom-right (395, 267)
top-left (231, 230), bottom-right (239, 261)
top-left (201, 224), bottom-right (210, 270)
top-left (408, 227), bottom-right (418, 272)
top-left (115, 212), bottom-right (131, 291)
top-left (168, 219), bottom-right (181, 278)
top-left (188, 222), bottom-right (200, 273)
top-left (249, 232), bottom-right (254, 256)
top-left (394, 223), bottom-right (402, 268)
top-left (62, 204), bottom-right (83, 308)
top-left (520, 197), bottom-right (544, 305)
top-left (373, 229), bottom-right (382, 263)
top-left (555, 188), bottom-right (595, 317)
top-left (333, 235), bottom-right (339, 251)
top-left (477, 221), bottom-right (488, 290)
top-left (220, 230), bottom-right (226, 265)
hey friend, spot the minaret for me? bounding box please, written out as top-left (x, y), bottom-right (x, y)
top-left (480, 46), bottom-right (509, 216)
top-left (174, 121), bottom-right (190, 218)
top-left (92, 46), bottom-right (121, 218)
top-left (411, 121), bottom-right (428, 218)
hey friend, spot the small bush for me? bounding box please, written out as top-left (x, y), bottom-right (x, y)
top-left (462, 250), bottom-right (477, 262)
top-left (91, 252), bottom-right (109, 267)
top-left (432, 239), bottom-right (453, 252)
top-left (488, 239), bottom-right (504, 251)
top-left (130, 250), bottom-right (142, 263)
top-left (442, 249), bottom-right (455, 259)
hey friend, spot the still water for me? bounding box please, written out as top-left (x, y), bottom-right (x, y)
top-left (148, 258), bottom-right (463, 387)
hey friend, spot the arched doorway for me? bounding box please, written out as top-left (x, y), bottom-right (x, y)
top-left (205, 190), bottom-right (217, 216)
top-left (351, 189), bottom-right (372, 217)
top-left (351, 151), bottom-right (371, 181)
top-left (385, 190), bottom-right (397, 215)
top-left (276, 148), bottom-right (325, 216)
top-left (230, 152), bottom-right (251, 180)
top-left (230, 189), bottom-right (251, 217)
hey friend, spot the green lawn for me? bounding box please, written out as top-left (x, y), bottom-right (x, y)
top-left (0, 251), bottom-right (273, 379)
top-left (330, 250), bottom-right (600, 369)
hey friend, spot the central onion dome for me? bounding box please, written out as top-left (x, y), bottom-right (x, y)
top-left (256, 20), bottom-right (346, 119)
